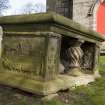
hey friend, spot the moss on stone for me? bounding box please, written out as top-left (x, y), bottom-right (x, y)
top-left (0, 12), bottom-right (104, 42)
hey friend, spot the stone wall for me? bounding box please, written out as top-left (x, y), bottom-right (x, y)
top-left (47, 0), bottom-right (73, 18)
top-left (47, 0), bottom-right (96, 29)
top-left (73, 0), bottom-right (94, 28)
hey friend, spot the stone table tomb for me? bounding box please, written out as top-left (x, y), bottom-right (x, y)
top-left (0, 12), bottom-right (104, 96)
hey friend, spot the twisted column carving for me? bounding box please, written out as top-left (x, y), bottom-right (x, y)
top-left (67, 46), bottom-right (83, 68)
top-left (65, 39), bottom-right (84, 74)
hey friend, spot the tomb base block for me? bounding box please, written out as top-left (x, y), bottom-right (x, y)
top-left (0, 71), bottom-right (95, 96)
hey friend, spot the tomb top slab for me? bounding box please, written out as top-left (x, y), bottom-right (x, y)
top-left (0, 12), bottom-right (104, 43)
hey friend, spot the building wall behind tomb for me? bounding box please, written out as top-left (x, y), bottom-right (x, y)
top-left (47, 0), bottom-right (97, 29)
top-left (47, 0), bottom-right (73, 18)
top-left (73, 0), bottom-right (94, 28)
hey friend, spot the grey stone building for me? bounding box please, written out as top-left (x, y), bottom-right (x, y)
top-left (47, 0), bottom-right (105, 31)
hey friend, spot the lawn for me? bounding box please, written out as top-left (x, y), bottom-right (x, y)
top-left (100, 56), bottom-right (105, 74)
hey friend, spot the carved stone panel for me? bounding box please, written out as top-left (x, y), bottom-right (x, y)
top-left (93, 44), bottom-right (101, 77)
top-left (44, 36), bottom-right (61, 80)
top-left (1, 35), bottom-right (45, 77)
top-left (82, 43), bottom-right (95, 70)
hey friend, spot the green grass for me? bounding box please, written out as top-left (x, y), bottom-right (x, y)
top-left (73, 78), bottom-right (105, 105)
top-left (44, 100), bottom-right (65, 105)
top-left (100, 56), bottom-right (105, 74)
